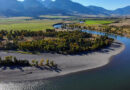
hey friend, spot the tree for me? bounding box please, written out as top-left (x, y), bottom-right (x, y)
top-left (5, 56), bottom-right (13, 61)
top-left (50, 61), bottom-right (55, 67)
top-left (39, 58), bottom-right (44, 66)
top-left (4, 56), bottom-right (13, 65)
top-left (46, 59), bottom-right (50, 66)
top-left (36, 61), bottom-right (38, 66)
top-left (0, 34), bottom-right (3, 40)
top-left (0, 57), bottom-right (2, 64)
top-left (7, 34), bottom-right (13, 40)
top-left (14, 56), bottom-right (18, 64)
top-left (32, 59), bottom-right (36, 66)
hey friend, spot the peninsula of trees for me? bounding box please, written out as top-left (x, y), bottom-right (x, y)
top-left (0, 30), bottom-right (113, 54)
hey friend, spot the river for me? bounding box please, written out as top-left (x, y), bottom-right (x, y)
top-left (0, 28), bottom-right (130, 90)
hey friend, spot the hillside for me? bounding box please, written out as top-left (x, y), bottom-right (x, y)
top-left (0, 0), bottom-right (23, 16)
top-left (114, 6), bottom-right (130, 15)
top-left (23, 0), bottom-right (48, 16)
top-left (0, 0), bottom-right (129, 16)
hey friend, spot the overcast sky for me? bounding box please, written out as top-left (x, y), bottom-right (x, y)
top-left (18, 0), bottom-right (130, 10)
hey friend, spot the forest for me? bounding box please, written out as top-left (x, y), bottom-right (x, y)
top-left (0, 29), bottom-right (114, 54)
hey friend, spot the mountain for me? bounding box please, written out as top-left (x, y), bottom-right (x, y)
top-left (48, 0), bottom-right (90, 14)
top-left (23, 0), bottom-right (48, 16)
top-left (114, 6), bottom-right (130, 15)
top-left (0, 0), bottom-right (129, 16)
top-left (87, 6), bottom-right (112, 15)
top-left (42, 0), bottom-right (52, 8)
top-left (43, 0), bottom-right (106, 15)
top-left (0, 0), bottom-right (23, 16)
top-left (42, 0), bottom-right (114, 15)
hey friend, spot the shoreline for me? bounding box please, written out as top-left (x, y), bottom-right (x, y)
top-left (0, 40), bottom-right (125, 82)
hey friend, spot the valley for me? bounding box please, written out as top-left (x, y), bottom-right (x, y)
top-left (0, 0), bottom-right (130, 90)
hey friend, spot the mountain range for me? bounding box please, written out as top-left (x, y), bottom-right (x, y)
top-left (0, 0), bottom-right (130, 16)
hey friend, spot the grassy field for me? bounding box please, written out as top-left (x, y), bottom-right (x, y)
top-left (85, 19), bottom-right (114, 25)
top-left (0, 17), bottom-right (62, 31)
top-left (39, 15), bottom-right (73, 19)
top-left (0, 17), bottom-right (33, 24)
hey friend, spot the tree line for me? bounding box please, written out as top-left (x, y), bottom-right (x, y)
top-left (61, 23), bottom-right (125, 36)
top-left (0, 56), bottom-right (57, 68)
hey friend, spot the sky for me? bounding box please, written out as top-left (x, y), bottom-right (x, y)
top-left (74, 0), bottom-right (130, 10)
top-left (18, 0), bottom-right (130, 10)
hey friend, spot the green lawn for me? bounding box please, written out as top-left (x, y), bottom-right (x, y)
top-left (85, 19), bottom-right (114, 25)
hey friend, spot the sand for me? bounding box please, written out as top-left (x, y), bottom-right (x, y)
top-left (0, 40), bottom-right (125, 82)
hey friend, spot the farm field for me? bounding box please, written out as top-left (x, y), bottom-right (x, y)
top-left (85, 19), bottom-right (115, 25)
top-left (0, 17), bottom-right (62, 31)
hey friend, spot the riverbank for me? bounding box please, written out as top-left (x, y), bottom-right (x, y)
top-left (0, 40), bottom-right (125, 82)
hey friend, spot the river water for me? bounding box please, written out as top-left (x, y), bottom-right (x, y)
top-left (0, 29), bottom-right (130, 90)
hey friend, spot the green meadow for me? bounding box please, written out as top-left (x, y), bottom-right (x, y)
top-left (0, 17), bottom-right (62, 31)
top-left (85, 19), bottom-right (114, 25)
